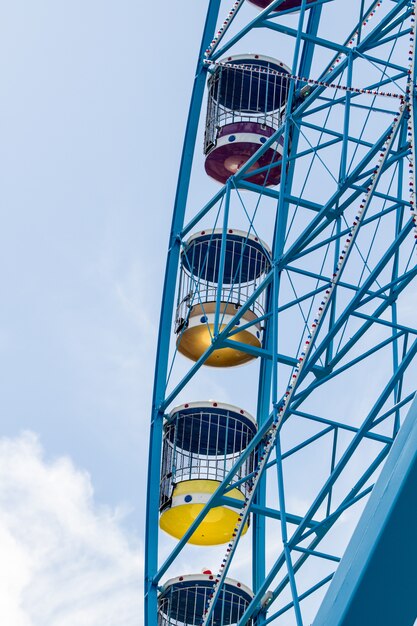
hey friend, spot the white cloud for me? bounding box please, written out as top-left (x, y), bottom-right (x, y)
top-left (0, 432), bottom-right (142, 626)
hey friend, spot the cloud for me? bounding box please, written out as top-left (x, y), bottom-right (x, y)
top-left (0, 432), bottom-right (142, 626)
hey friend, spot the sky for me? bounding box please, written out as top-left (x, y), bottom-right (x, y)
top-left (0, 1), bottom-right (209, 624)
top-left (1, 2), bottom-right (416, 625)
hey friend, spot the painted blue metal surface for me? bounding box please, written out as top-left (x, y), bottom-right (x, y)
top-left (312, 396), bottom-right (417, 626)
top-left (144, 3), bottom-right (221, 625)
top-left (145, 0), bottom-right (417, 624)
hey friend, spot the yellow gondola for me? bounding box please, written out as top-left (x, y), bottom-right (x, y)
top-left (159, 401), bottom-right (257, 545)
top-left (175, 229), bottom-right (271, 367)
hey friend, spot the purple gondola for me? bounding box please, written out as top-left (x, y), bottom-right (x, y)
top-left (204, 54), bottom-right (290, 187)
top-left (248, 0), bottom-right (316, 11)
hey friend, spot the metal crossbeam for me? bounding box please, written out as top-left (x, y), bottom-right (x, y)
top-left (145, 1), bottom-right (417, 625)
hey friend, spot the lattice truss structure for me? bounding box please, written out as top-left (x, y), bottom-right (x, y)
top-left (145, 1), bottom-right (417, 625)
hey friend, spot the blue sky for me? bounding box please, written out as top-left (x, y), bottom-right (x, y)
top-left (0, 2), bottom-right (209, 623)
top-left (0, 0), bottom-right (207, 504)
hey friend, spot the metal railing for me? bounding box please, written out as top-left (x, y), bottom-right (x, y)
top-left (204, 62), bottom-right (289, 153)
top-left (158, 581), bottom-right (253, 626)
top-left (175, 234), bottom-right (270, 335)
top-left (160, 409), bottom-right (256, 511)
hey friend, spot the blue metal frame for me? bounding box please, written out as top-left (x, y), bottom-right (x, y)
top-left (312, 396), bottom-right (417, 626)
top-left (144, 2), bottom-right (221, 623)
top-left (145, 1), bottom-right (417, 624)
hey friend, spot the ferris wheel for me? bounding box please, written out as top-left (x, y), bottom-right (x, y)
top-left (145, 1), bottom-right (417, 625)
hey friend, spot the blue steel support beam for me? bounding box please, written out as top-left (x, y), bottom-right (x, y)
top-left (236, 338), bottom-right (417, 625)
top-left (144, 3), bottom-right (221, 624)
top-left (264, 575), bottom-right (334, 624)
top-left (279, 156), bottom-right (408, 270)
top-left (160, 270), bottom-right (274, 411)
top-left (290, 339), bottom-right (417, 543)
top-left (280, 142), bottom-right (410, 269)
top-left (319, 266), bottom-right (417, 376)
top-left (289, 202), bottom-right (406, 262)
top-left (239, 450), bottom-right (390, 625)
top-left (312, 396), bottom-right (417, 626)
top-left (241, 447), bottom-right (391, 626)
top-left (297, 219), bottom-right (414, 379)
top-left (224, 0), bottom-right (409, 194)
top-left (253, 4), bottom-right (324, 622)
top-left (290, 266), bottom-right (417, 407)
top-left (209, 0), bottom-right (294, 61)
top-left (147, 2), bottom-right (417, 625)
